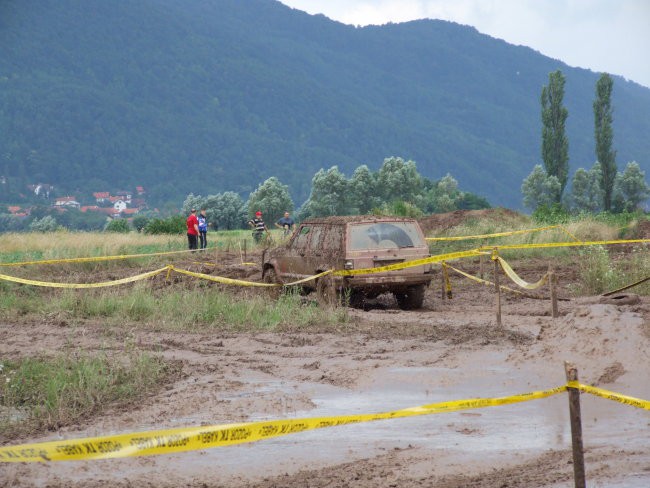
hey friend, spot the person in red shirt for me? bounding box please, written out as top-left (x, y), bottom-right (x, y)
top-left (186, 208), bottom-right (199, 251)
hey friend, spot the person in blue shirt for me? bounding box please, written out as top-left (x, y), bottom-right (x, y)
top-left (275, 211), bottom-right (295, 236)
top-left (198, 208), bottom-right (208, 250)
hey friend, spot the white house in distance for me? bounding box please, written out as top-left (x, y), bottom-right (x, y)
top-left (112, 199), bottom-right (127, 213)
top-left (53, 196), bottom-right (80, 209)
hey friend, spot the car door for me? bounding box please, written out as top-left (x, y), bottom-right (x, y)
top-left (280, 224), bottom-right (312, 280)
top-left (305, 224), bottom-right (324, 273)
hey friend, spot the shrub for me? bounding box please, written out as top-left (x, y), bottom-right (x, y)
top-left (29, 215), bottom-right (59, 232)
top-left (143, 215), bottom-right (185, 234)
top-left (532, 203), bottom-right (570, 224)
top-left (104, 218), bottom-right (131, 233)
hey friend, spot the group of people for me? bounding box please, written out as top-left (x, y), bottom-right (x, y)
top-left (185, 209), bottom-right (295, 250)
top-left (185, 208), bottom-right (209, 251)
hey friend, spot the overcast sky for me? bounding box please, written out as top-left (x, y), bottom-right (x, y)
top-left (278, 0), bottom-right (650, 88)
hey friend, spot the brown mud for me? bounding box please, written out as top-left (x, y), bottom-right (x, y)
top-left (1, 240), bottom-right (649, 487)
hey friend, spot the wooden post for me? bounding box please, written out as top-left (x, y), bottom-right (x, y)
top-left (440, 264), bottom-right (446, 300)
top-left (479, 253), bottom-right (484, 280)
top-left (243, 238), bottom-right (247, 261)
top-left (493, 251), bottom-right (502, 327)
top-left (549, 266), bottom-right (559, 318)
top-left (564, 362), bottom-right (586, 488)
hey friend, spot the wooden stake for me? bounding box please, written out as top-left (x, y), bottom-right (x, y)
top-left (440, 264), bottom-right (446, 300)
top-left (564, 362), bottom-right (586, 488)
top-left (493, 252), bottom-right (502, 327)
top-left (479, 253), bottom-right (484, 280)
top-left (243, 238), bottom-right (247, 261)
top-left (549, 266), bottom-right (559, 318)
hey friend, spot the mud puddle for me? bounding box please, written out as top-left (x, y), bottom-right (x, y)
top-left (188, 361), bottom-right (650, 484)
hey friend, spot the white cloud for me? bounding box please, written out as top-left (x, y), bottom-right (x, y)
top-left (279, 0), bottom-right (650, 87)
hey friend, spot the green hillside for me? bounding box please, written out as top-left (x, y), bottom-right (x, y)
top-left (1, 0), bottom-right (649, 208)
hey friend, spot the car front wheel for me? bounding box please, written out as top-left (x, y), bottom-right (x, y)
top-left (263, 266), bottom-right (282, 299)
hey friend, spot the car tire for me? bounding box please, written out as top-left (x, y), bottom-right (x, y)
top-left (263, 266), bottom-right (282, 299)
top-left (345, 289), bottom-right (365, 309)
top-left (316, 275), bottom-right (337, 307)
top-left (395, 284), bottom-right (425, 310)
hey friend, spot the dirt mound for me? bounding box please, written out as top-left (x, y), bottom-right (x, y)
top-left (418, 208), bottom-right (526, 234)
top-left (511, 302), bottom-right (649, 385)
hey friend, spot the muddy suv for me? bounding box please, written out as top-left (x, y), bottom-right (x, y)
top-left (262, 216), bottom-right (433, 309)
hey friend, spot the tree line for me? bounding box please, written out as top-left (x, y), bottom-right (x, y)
top-left (522, 72), bottom-right (649, 216)
top-left (180, 157), bottom-right (490, 232)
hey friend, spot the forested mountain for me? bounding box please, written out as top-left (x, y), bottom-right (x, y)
top-left (1, 0), bottom-right (649, 208)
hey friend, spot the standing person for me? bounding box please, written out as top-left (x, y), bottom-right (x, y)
top-left (198, 208), bottom-right (208, 250)
top-left (186, 208), bottom-right (199, 251)
top-left (248, 211), bottom-right (268, 244)
top-left (275, 211), bottom-right (295, 236)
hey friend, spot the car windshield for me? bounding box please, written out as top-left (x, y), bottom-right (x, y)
top-left (348, 222), bottom-right (425, 250)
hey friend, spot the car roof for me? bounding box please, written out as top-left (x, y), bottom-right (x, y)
top-left (300, 215), bottom-right (418, 225)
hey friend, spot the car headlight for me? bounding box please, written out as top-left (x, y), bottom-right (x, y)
top-left (344, 260), bottom-right (354, 270)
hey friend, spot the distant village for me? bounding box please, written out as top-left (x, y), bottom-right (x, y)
top-left (5, 182), bottom-right (148, 219)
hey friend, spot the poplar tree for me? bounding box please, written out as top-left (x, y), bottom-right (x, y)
top-left (593, 73), bottom-right (617, 211)
top-left (541, 70), bottom-right (569, 199)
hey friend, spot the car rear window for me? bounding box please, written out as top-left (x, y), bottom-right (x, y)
top-left (348, 222), bottom-right (425, 250)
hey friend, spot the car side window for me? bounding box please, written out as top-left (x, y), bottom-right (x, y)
top-left (292, 226), bottom-right (310, 250)
top-left (322, 226), bottom-right (341, 251)
top-left (308, 226), bottom-right (323, 250)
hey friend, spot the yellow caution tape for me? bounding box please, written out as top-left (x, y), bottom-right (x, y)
top-left (0, 385), bottom-right (566, 463)
top-left (496, 256), bottom-right (549, 290)
top-left (170, 267), bottom-right (333, 288)
top-left (480, 238), bottom-right (650, 251)
top-left (171, 266), bottom-right (274, 287)
top-left (334, 249), bottom-right (482, 276)
top-left (558, 226), bottom-right (581, 243)
top-left (426, 225), bottom-right (563, 241)
top-left (426, 225), bottom-right (582, 243)
top-left (444, 263), bottom-right (548, 299)
top-left (601, 276), bottom-right (650, 296)
top-left (0, 238), bottom-right (645, 289)
top-left (0, 248), bottom-right (206, 267)
top-left (281, 269), bottom-right (334, 286)
top-left (0, 267), bottom-right (171, 289)
top-left (568, 381), bottom-right (650, 410)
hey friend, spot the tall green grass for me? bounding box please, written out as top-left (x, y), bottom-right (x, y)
top-left (0, 229), bottom-right (289, 266)
top-left (0, 351), bottom-right (170, 435)
top-left (0, 284), bottom-right (348, 330)
top-left (575, 245), bottom-right (650, 295)
top-left (427, 214), bottom-right (647, 260)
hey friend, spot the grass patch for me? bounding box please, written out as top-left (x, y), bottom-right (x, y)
top-left (428, 214), bottom-right (647, 260)
top-left (0, 232), bottom-right (186, 264)
top-left (0, 283), bottom-right (348, 331)
top-left (575, 245), bottom-right (650, 295)
top-left (0, 229), bottom-right (289, 268)
top-left (0, 351), bottom-right (171, 437)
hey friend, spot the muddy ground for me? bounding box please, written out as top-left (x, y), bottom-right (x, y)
top-left (1, 252), bottom-right (649, 488)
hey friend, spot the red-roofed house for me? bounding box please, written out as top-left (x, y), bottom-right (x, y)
top-left (80, 206), bottom-right (100, 213)
top-left (132, 198), bottom-right (147, 209)
top-left (121, 208), bottom-right (139, 216)
top-left (135, 186), bottom-right (145, 195)
top-left (93, 192), bottom-right (110, 203)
